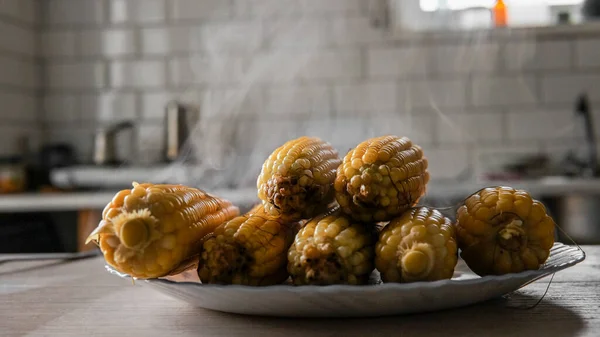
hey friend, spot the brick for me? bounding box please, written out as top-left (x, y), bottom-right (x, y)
top-left (541, 74), bottom-right (600, 104)
top-left (236, 0), bottom-right (360, 17)
top-left (0, 92), bottom-right (36, 121)
top-left (42, 94), bottom-right (80, 122)
top-left (110, 0), bottom-right (165, 23)
top-left (45, 0), bottom-right (104, 25)
top-left (398, 78), bottom-right (468, 109)
top-left (141, 92), bottom-right (177, 120)
top-left (111, 60), bottom-right (165, 88)
top-left (264, 85), bottom-right (331, 115)
top-left (507, 109), bottom-right (577, 141)
top-left (202, 21), bottom-right (263, 51)
top-left (169, 56), bottom-right (243, 85)
top-left (140, 26), bottom-right (196, 55)
top-left (505, 40), bottom-right (572, 71)
top-left (81, 93), bottom-right (137, 122)
top-left (334, 82), bottom-right (396, 112)
top-left (170, 0), bottom-right (230, 20)
top-left (431, 43), bottom-right (500, 74)
top-left (41, 31), bottom-right (76, 57)
top-left (46, 62), bottom-right (105, 89)
top-left (423, 147), bottom-right (470, 180)
top-left (438, 113), bottom-right (503, 143)
top-left (331, 17), bottom-right (384, 45)
top-left (264, 19), bottom-right (329, 48)
top-left (201, 88), bottom-right (263, 118)
top-left (575, 38), bottom-right (600, 68)
top-left (368, 47), bottom-right (429, 77)
top-left (471, 76), bottom-right (538, 106)
top-left (80, 29), bottom-right (136, 56)
top-left (0, 21), bottom-right (35, 56)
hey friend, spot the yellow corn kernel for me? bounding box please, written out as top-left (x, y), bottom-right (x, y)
top-left (375, 207), bottom-right (458, 283)
top-left (287, 207), bottom-right (377, 285)
top-left (257, 136), bottom-right (342, 221)
top-left (455, 186), bottom-right (556, 276)
top-left (334, 135), bottom-right (429, 222)
top-left (197, 205), bottom-right (301, 286)
top-left (86, 182), bottom-right (239, 279)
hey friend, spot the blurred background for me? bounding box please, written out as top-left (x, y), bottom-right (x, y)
top-left (2, 0), bottom-right (600, 254)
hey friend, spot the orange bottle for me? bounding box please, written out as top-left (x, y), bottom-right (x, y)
top-left (493, 0), bottom-right (507, 27)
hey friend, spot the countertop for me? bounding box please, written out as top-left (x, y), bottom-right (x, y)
top-left (0, 188), bottom-right (259, 213)
top-left (3, 177), bottom-right (600, 213)
top-left (0, 246), bottom-right (598, 337)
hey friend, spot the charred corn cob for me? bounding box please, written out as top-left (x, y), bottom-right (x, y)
top-left (197, 205), bottom-right (300, 286)
top-left (334, 135), bottom-right (429, 223)
top-left (375, 207), bottom-right (458, 283)
top-left (86, 182), bottom-right (240, 279)
top-left (257, 136), bottom-right (342, 221)
top-left (287, 208), bottom-right (377, 285)
top-left (455, 186), bottom-right (556, 276)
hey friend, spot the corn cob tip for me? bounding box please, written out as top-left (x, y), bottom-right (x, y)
top-left (287, 209), bottom-right (377, 286)
top-left (455, 186), bottom-right (556, 276)
top-left (375, 207), bottom-right (457, 283)
top-left (93, 183), bottom-right (240, 279)
top-left (257, 136), bottom-right (342, 221)
top-left (334, 135), bottom-right (429, 223)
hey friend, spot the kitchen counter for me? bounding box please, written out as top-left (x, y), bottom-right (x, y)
top-left (3, 177), bottom-right (600, 213)
top-left (0, 245), bottom-right (598, 336)
top-left (0, 188), bottom-right (259, 213)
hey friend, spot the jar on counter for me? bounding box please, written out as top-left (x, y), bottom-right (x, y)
top-left (0, 156), bottom-right (26, 194)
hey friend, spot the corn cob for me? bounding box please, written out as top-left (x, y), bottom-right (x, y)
top-left (86, 182), bottom-right (240, 279)
top-left (197, 204), bottom-right (301, 286)
top-left (375, 207), bottom-right (458, 283)
top-left (334, 135), bottom-right (429, 223)
top-left (287, 207), bottom-right (377, 285)
top-left (455, 186), bottom-right (556, 276)
top-left (257, 136), bottom-right (342, 221)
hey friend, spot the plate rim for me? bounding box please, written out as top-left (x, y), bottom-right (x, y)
top-left (105, 242), bottom-right (586, 293)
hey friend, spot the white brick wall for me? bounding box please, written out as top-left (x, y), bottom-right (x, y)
top-left (368, 47), bottom-right (430, 77)
top-left (80, 29), bottom-right (136, 57)
top-left (170, 0), bottom-right (231, 20)
top-left (471, 76), bottom-right (538, 106)
top-left (110, 0), bottom-right (166, 24)
top-left (431, 43), bottom-right (501, 74)
top-left (505, 40), bottom-right (572, 71)
top-left (264, 85), bottom-right (331, 116)
top-left (45, 0), bottom-right (105, 25)
top-left (334, 82), bottom-right (396, 113)
top-left (0, 1), bottom-right (39, 156)
top-left (541, 73), bottom-right (600, 104)
top-left (41, 31), bottom-right (77, 57)
top-left (25, 0), bottom-right (600, 187)
top-left (46, 62), bottom-right (105, 89)
top-left (575, 38), bottom-right (600, 68)
top-left (111, 61), bottom-right (165, 88)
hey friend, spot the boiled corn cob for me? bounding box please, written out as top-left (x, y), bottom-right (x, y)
top-left (455, 186), bottom-right (556, 276)
top-left (257, 136), bottom-right (342, 221)
top-left (334, 135), bottom-right (429, 223)
top-left (86, 182), bottom-right (240, 279)
top-left (287, 207), bottom-right (377, 285)
top-left (375, 207), bottom-right (458, 283)
top-left (197, 204), bottom-right (300, 286)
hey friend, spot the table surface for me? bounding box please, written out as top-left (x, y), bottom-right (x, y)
top-left (1, 246), bottom-right (598, 337)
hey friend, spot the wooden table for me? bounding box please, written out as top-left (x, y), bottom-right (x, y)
top-left (1, 246), bottom-right (598, 337)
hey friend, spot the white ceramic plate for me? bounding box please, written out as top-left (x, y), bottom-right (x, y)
top-left (106, 243), bottom-right (585, 318)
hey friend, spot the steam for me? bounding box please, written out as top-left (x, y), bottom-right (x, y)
top-left (147, 4), bottom-right (581, 196)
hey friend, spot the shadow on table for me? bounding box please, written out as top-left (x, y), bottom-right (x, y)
top-left (191, 293), bottom-right (587, 337)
